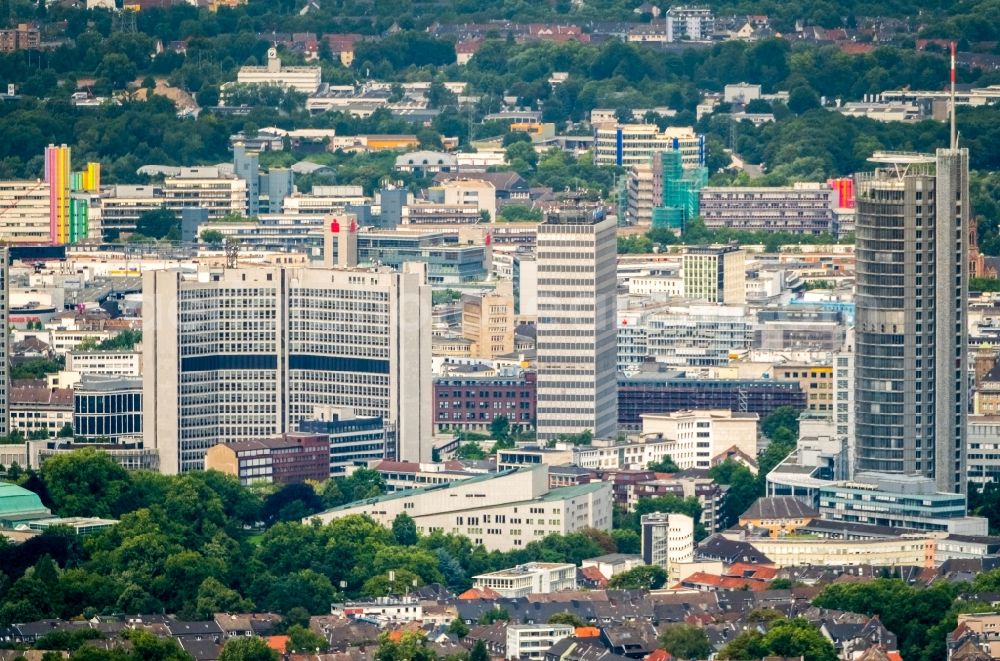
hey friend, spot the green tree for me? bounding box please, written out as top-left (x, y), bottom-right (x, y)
top-left (285, 624), bottom-right (329, 653)
top-left (647, 456), bottom-right (680, 472)
top-left (719, 618), bottom-right (835, 661)
top-left (710, 460), bottom-right (762, 528)
top-left (447, 617), bottom-right (470, 639)
top-left (761, 406), bottom-right (801, 439)
top-left (548, 611), bottom-right (587, 627)
top-left (201, 229), bottom-right (225, 244)
top-left (659, 623), bottom-right (712, 660)
top-left (745, 99), bottom-right (773, 114)
top-left (812, 579), bottom-right (959, 661)
top-left (361, 569), bottom-right (422, 597)
top-left (618, 235), bottom-right (654, 254)
top-left (607, 565), bottom-right (667, 590)
top-left (375, 631), bottom-right (436, 661)
top-left (970, 276), bottom-right (1000, 292)
top-left (392, 513), bottom-right (418, 546)
top-left (192, 577), bottom-right (254, 620)
top-left (455, 442), bottom-right (487, 460)
top-left (135, 208), bottom-right (179, 240)
top-left (41, 448), bottom-right (133, 518)
top-left (10, 357), bottom-right (64, 380)
top-left (633, 495), bottom-right (702, 522)
top-left (505, 141), bottom-right (538, 174)
top-left (218, 636), bottom-right (279, 661)
top-left (787, 86), bottom-right (821, 114)
top-left (57, 424), bottom-right (74, 438)
top-left (489, 415), bottom-right (510, 443)
top-left (259, 569), bottom-right (338, 616)
top-left (611, 529), bottom-right (640, 554)
top-left (479, 607), bottom-right (510, 624)
top-left (497, 205), bottom-right (542, 222)
top-left (96, 53), bottom-right (137, 89)
top-left (470, 640), bottom-right (489, 661)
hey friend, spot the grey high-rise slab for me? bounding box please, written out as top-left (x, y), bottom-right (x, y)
top-left (853, 148), bottom-right (969, 493)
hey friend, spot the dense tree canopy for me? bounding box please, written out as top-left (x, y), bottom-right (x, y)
top-left (659, 623), bottom-right (713, 660)
top-left (0, 451), bottom-right (657, 627)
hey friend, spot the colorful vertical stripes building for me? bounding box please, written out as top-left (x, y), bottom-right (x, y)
top-left (44, 144), bottom-right (100, 244)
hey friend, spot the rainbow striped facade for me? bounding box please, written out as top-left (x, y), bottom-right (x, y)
top-left (44, 145), bottom-right (100, 245)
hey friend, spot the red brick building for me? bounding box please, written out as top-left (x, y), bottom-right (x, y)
top-left (433, 371), bottom-right (536, 432)
top-left (204, 433), bottom-right (330, 485)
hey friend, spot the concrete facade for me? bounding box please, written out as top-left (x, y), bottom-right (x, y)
top-left (536, 208), bottom-right (617, 441)
top-left (640, 409), bottom-right (758, 470)
top-left (682, 245), bottom-right (746, 305)
top-left (472, 562), bottom-right (577, 598)
top-left (641, 512), bottom-right (695, 584)
top-left (310, 467), bottom-right (613, 552)
top-left (143, 263), bottom-right (432, 474)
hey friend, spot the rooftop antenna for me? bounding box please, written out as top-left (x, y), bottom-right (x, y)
top-left (225, 237), bottom-right (240, 269)
top-left (950, 40), bottom-right (957, 150)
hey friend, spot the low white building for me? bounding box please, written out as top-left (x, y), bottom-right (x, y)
top-left (640, 409), bottom-right (758, 470)
top-left (9, 384), bottom-right (74, 438)
top-left (626, 274), bottom-right (684, 298)
top-left (309, 467), bottom-right (613, 552)
top-left (506, 624), bottom-right (574, 661)
top-left (472, 562), bottom-right (576, 598)
top-left (581, 553), bottom-right (643, 579)
top-left (66, 351), bottom-right (142, 377)
top-left (330, 597), bottom-right (422, 625)
top-left (372, 459), bottom-right (478, 492)
top-left (237, 48), bottom-right (322, 94)
top-left (572, 439), bottom-right (675, 471)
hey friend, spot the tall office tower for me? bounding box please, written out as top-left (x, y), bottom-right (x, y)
top-left (0, 248), bottom-right (7, 438)
top-left (682, 245), bottom-right (746, 305)
top-left (143, 261), bottom-right (432, 474)
top-left (535, 207), bottom-right (617, 441)
top-left (853, 148), bottom-right (969, 493)
top-left (233, 143), bottom-right (260, 216)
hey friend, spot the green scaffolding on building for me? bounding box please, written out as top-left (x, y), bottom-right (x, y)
top-left (652, 150), bottom-right (707, 233)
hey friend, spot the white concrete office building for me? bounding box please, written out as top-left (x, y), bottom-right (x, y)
top-left (641, 512), bottom-right (695, 583)
top-left (640, 409), bottom-right (759, 470)
top-left (507, 624), bottom-right (575, 661)
top-left (66, 351), bottom-right (143, 377)
top-left (143, 263), bottom-right (432, 474)
top-left (472, 562), bottom-right (577, 598)
top-left (0, 181), bottom-right (51, 243)
top-left (162, 168), bottom-right (247, 219)
top-left (310, 466), bottom-right (613, 552)
top-left (237, 48), bottom-right (322, 94)
top-left (536, 208), bottom-right (618, 441)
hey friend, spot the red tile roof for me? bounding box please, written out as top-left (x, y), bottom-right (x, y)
top-left (579, 566), bottom-right (608, 587)
top-left (726, 563), bottom-right (779, 580)
top-left (679, 572), bottom-right (770, 591)
top-left (266, 636), bottom-right (289, 653)
top-left (645, 650), bottom-right (672, 661)
top-left (458, 587), bottom-right (501, 600)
